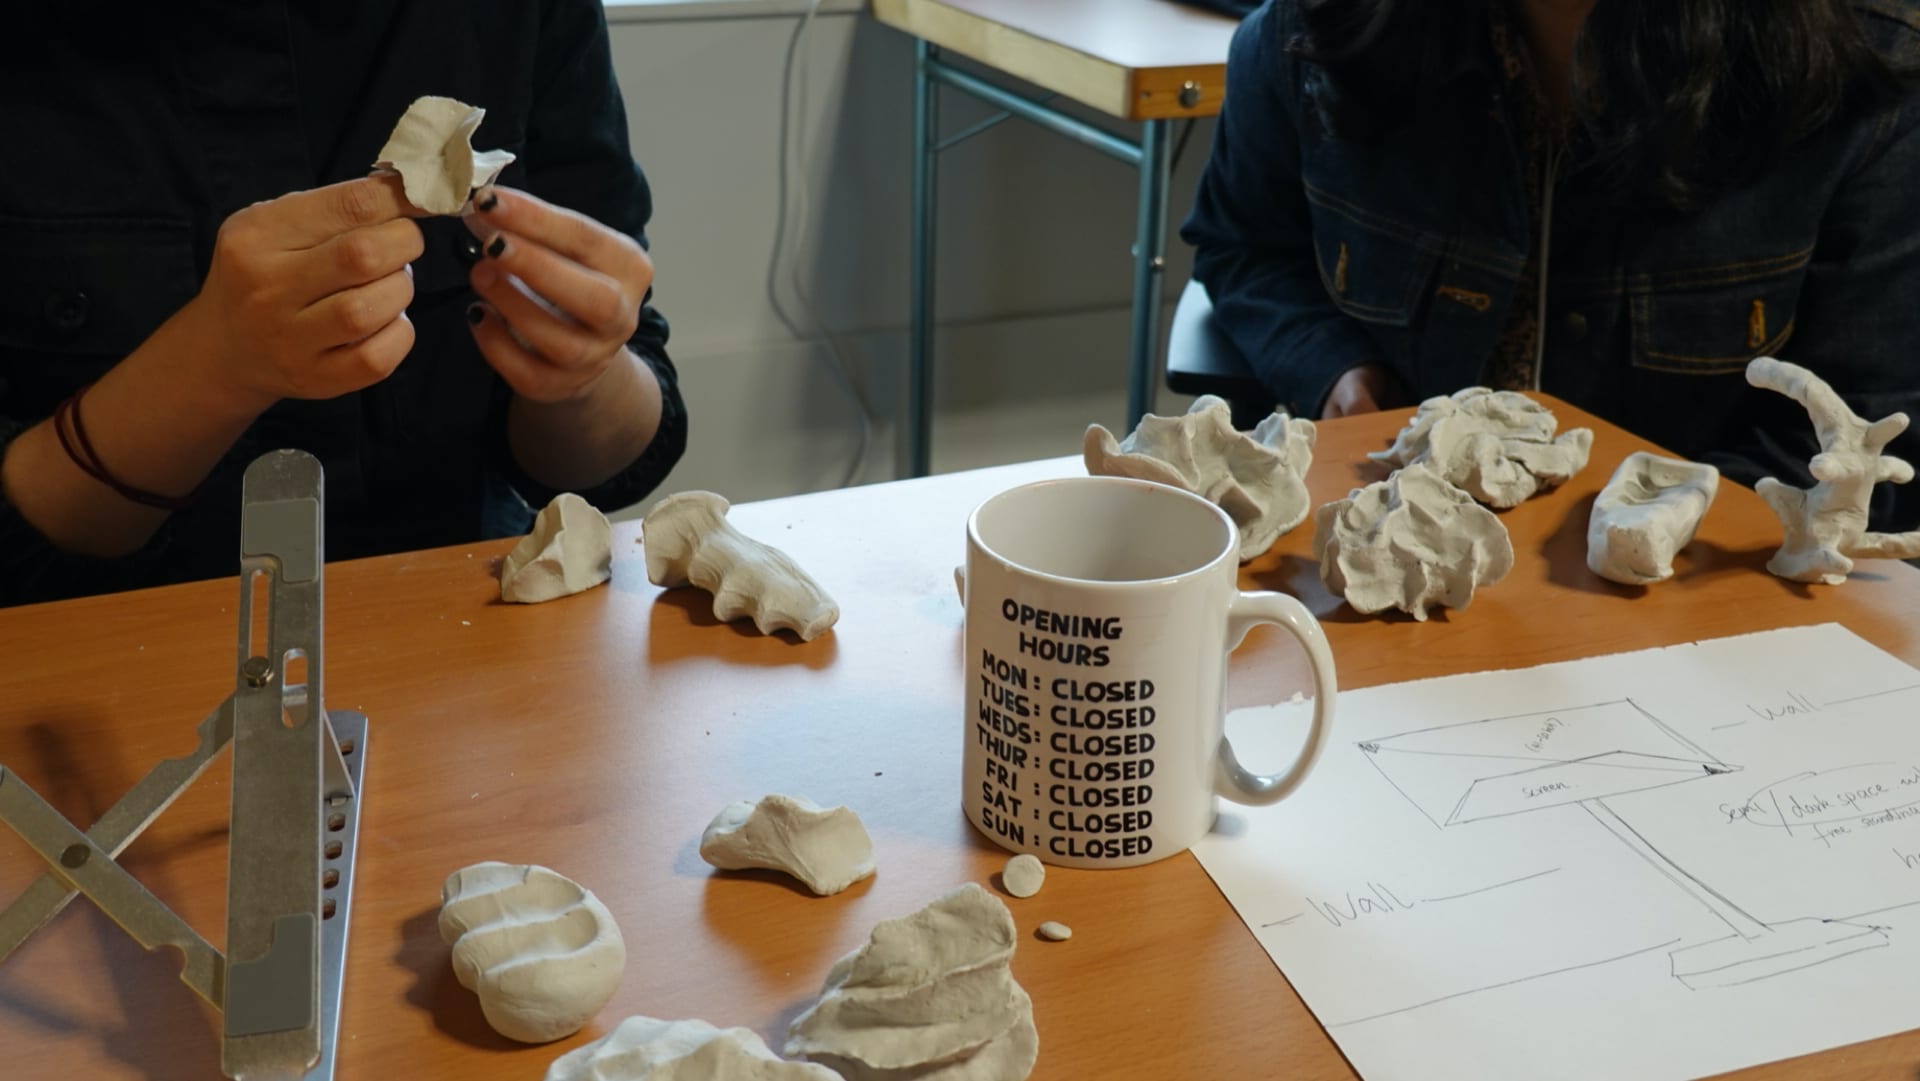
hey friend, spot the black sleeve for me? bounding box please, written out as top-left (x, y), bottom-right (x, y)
top-left (490, 0), bottom-right (689, 513)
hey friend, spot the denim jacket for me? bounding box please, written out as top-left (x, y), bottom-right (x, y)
top-left (1183, 0), bottom-right (1920, 531)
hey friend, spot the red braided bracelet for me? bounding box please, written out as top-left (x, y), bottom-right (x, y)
top-left (51, 387), bottom-right (200, 511)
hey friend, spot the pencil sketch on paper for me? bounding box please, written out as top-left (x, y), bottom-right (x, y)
top-left (1357, 699), bottom-right (1892, 996)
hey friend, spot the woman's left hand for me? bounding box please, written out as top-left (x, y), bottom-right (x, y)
top-left (463, 186), bottom-right (652, 403)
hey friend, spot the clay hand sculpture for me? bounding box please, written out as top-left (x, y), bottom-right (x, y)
top-left (642, 491), bottom-right (839, 640)
top-left (786, 883), bottom-right (1038, 1081)
top-left (1369, 387), bottom-right (1593, 508)
top-left (545, 1017), bottom-right (841, 1081)
top-left (374, 96), bottom-right (516, 215)
top-left (1313, 464), bottom-right (1514, 621)
top-left (501, 493), bottom-right (614, 603)
top-left (1586, 452), bottom-right (1720, 585)
top-left (1746, 357), bottom-right (1920, 583)
top-left (439, 862), bottom-right (626, 1043)
top-left (699, 794), bottom-right (877, 896)
top-left (1084, 396), bottom-right (1316, 561)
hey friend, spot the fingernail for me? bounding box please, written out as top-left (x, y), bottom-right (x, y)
top-left (486, 236), bottom-right (506, 259)
top-left (475, 189), bottom-right (498, 213)
top-left (466, 303), bottom-right (485, 325)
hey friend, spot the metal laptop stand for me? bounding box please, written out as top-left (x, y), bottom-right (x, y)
top-left (0, 450), bottom-right (366, 1081)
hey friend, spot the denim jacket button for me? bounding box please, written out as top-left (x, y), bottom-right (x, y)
top-left (43, 291), bottom-right (90, 337)
top-left (1564, 310), bottom-right (1588, 339)
top-left (454, 232), bottom-right (485, 266)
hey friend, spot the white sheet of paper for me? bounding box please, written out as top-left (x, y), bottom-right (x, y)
top-left (1194, 623), bottom-right (1920, 1081)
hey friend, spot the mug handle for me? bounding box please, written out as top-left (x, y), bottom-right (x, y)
top-left (1214, 591), bottom-right (1338, 807)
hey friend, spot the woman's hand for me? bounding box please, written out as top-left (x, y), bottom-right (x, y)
top-left (462, 186), bottom-right (653, 403)
top-left (1321, 363), bottom-right (1401, 419)
top-left (183, 176), bottom-right (423, 412)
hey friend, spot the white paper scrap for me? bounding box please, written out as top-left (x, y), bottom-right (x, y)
top-left (1195, 623), bottom-right (1920, 1081)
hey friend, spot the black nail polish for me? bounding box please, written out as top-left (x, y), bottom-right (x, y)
top-left (466, 303), bottom-right (485, 325)
top-left (486, 236), bottom-right (506, 259)
top-left (475, 191), bottom-right (498, 213)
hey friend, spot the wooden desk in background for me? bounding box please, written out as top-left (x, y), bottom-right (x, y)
top-left (869, 0), bottom-right (1239, 476)
top-left (2, 399), bottom-right (1917, 1080)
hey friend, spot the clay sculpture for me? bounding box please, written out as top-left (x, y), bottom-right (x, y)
top-left (642, 491), bottom-right (839, 640)
top-left (1084, 395), bottom-right (1317, 561)
top-left (699, 794), bottom-right (877, 896)
top-left (439, 862), bottom-right (627, 1043)
top-left (1369, 387), bottom-right (1593, 508)
top-left (373, 96), bottom-right (516, 215)
top-left (545, 1017), bottom-right (841, 1081)
top-left (1036, 922), bottom-right (1072, 942)
top-left (1313, 464), bottom-right (1515, 620)
top-left (1001, 854), bottom-right (1044, 899)
top-left (786, 883), bottom-right (1038, 1081)
top-left (1746, 357), bottom-right (1920, 583)
top-left (501, 493), bottom-right (614, 603)
top-left (1586, 453), bottom-right (1721, 585)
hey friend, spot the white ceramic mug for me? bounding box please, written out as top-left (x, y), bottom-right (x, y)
top-left (962, 476), bottom-right (1337, 868)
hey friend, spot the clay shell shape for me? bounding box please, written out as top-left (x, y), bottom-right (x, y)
top-left (1586, 452), bottom-right (1720, 585)
top-left (786, 883), bottom-right (1038, 1081)
top-left (501, 493), bottom-right (614, 603)
top-left (642, 491), bottom-right (839, 640)
top-left (699, 794), bottom-right (877, 896)
top-left (373, 95), bottom-right (516, 215)
top-left (439, 862), bottom-right (626, 1043)
top-left (544, 1016), bottom-right (841, 1081)
top-left (1084, 395), bottom-right (1317, 561)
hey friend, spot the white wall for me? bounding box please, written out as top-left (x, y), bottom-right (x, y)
top-left (605, 5), bottom-right (1212, 509)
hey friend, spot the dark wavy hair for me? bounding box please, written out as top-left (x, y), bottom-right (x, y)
top-left (1293, 0), bottom-right (1909, 208)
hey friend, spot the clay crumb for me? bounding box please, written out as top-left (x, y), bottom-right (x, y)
top-left (1037, 921), bottom-right (1072, 942)
top-left (1002, 854), bottom-right (1045, 898)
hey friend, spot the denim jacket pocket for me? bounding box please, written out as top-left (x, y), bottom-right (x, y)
top-left (0, 217), bottom-right (198, 360)
top-left (1628, 251), bottom-right (1809, 375)
top-left (1304, 182), bottom-right (1442, 327)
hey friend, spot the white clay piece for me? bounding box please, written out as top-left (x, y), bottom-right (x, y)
top-left (699, 794), bottom-right (877, 897)
top-left (373, 95), bottom-right (516, 215)
top-left (1085, 395), bottom-right (1317, 561)
top-left (1036, 922), bottom-right (1072, 943)
top-left (439, 862), bottom-right (626, 1044)
top-left (1746, 357), bottom-right (1920, 583)
top-left (545, 1016), bottom-right (840, 1081)
top-left (1001, 854), bottom-right (1044, 899)
top-left (786, 883), bottom-right (1039, 1081)
top-left (642, 491), bottom-right (839, 640)
top-left (501, 493), bottom-right (614, 603)
top-left (1586, 452), bottom-right (1720, 585)
top-left (1369, 387), bottom-right (1593, 508)
top-left (1313, 464), bottom-right (1515, 621)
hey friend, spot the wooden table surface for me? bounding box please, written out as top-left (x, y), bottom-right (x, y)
top-left (2, 398), bottom-right (1917, 1081)
top-left (870, 0), bottom-right (1238, 120)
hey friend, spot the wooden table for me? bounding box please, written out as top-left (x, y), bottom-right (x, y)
top-left (2, 399), bottom-right (1917, 1080)
top-left (869, 0), bottom-right (1239, 474)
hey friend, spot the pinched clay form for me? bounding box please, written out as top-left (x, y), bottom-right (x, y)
top-left (786, 883), bottom-right (1038, 1081)
top-left (643, 491), bottom-right (839, 640)
top-left (1001, 854), bottom-right (1044, 899)
top-left (374, 96), bottom-right (517, 215)
top-left (501, 493), bottom-right (614, 603)
top-left (1369, 387), bottom-right (1593, 508)
top-left (1313, 464), bottom-right (1514, 621)
top-left (1586, 452), bottom-right (1720, 585)
top-left (440, 862), bottom-right (626, 1043)
top-left (545, 1017), bottom-right (840, 1081)
top-left (1747, 357), bottom-right (1920, 583)
top-left (699, 794), bottom-right (877, 896)
top-left (1085, 395), bottom-right (1317, 561)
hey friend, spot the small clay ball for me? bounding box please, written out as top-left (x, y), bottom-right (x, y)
top-left (1002, 854), bottom-right (1045, 898)
top-left (1037, 921), bottom-right (1072, 942)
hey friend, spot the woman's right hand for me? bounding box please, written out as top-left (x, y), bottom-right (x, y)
top-left (1321, 362), bottom-right (1400, 419)
top-left (182, 175), bottom-right (424, 412)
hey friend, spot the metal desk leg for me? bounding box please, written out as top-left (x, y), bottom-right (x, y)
top-left (908, 40), bottom-right (940, 478)
top-left (1127, 119), bottom-right (1172, 427)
